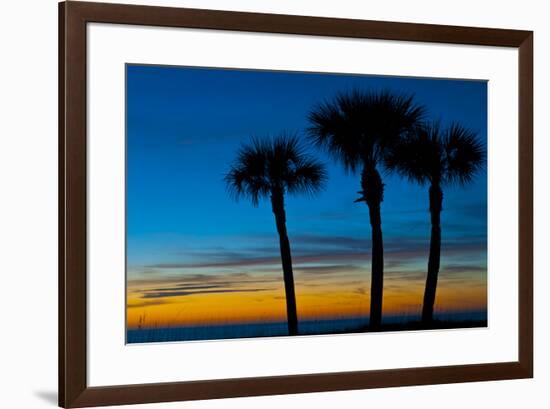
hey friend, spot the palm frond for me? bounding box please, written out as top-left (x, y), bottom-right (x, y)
top-left (443, 123), bottom-right (485, 185)
top-left (225, 133), bottom-right (327, 205)
top-left (307, 89), bottom-right (425, 171)
top-left (286, 156), bottom-right (327, 196)
top-left (224, 138), bottom-right (270, 206)
top-left (385, 121), bottom-right (443, 185)
top-left (385, 120), bottom-right (484, 187)
top-left (266, 133), bottom-right (301, 183)
top-left (307, 99), bottom-right (362, 172)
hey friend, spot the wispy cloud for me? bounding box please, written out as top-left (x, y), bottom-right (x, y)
top-left (148, 284), bottom-right (229, 292)
top-left (127, 300), bottom-right (169, 309)
top-left (147, 256), bottom-right (281, 270)
top-left (143, 234), bottom-right (485, 272)
top-left (441, 264), bottom-right (487, 274)
top-left (142, 288), bottom-right (271, 299)
top-left (295, 264), bottom-right (364, 275)
top-left (292, 234), bottom-right (369, 249)
top-left (129, 271), bottom-right (281, 301)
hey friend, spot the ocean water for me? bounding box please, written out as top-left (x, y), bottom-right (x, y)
top-left (127, 310), bottom-right (487, 344)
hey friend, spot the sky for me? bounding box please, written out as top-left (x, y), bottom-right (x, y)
top-left (126, 64), bottom-right (487, 329)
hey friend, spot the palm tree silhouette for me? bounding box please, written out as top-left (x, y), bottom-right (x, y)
top-left (308, 90), bottom-right (424, 329)
top-left (225, 134), bottom-right (327, 335)
top-left (386, 121), bottom-right (484, 324)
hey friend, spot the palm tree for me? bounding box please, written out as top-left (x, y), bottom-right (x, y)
top-left (308, 90), bottom-right (424, 330)
top-left (386, 121), bottom-right (484, 324)
top-left (225, 134), bottom-right (327, 335)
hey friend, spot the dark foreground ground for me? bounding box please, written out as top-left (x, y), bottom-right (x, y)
top-left (371, 319), bottom-right (487, 332)
top-left (127, 311), bottom-right (487, 344)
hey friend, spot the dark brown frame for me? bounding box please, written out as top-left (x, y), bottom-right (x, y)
top-left (59, 1), bottom-right (533, 407)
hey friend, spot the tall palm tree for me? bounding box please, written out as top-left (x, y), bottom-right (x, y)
top-left (386, 122), bottom-right (484, 324)
top-left (225, 134), bottom-right (327, 335)
top-left (308, 90), bottom-right (424, 330)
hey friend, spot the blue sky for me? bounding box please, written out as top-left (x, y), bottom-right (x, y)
top-left (126, 64), bottom-right (487, 325)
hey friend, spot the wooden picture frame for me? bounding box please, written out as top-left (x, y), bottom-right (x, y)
top-left (59, 1), bottom-right (533, 407)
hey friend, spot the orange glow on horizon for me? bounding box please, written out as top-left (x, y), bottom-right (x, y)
top-left (127, 273), bottom-right (487, 329)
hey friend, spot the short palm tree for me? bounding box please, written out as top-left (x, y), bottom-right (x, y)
top-left (308, 90), bottom-right (424, 329)
top-left (386, 121), bottom-right (484, 324)
top-left (225, 134), bottom-right (327, 335)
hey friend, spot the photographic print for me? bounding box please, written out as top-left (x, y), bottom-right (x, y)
top-left (126, 65), bottom-right (487, 344)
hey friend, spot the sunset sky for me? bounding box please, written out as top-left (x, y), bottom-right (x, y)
top-left (126, 65), bottom-right (487, 329)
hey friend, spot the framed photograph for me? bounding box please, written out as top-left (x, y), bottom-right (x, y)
top-left (59, 1), bottom-right (533, 407)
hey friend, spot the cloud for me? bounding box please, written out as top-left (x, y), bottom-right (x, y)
top-left (148, 284), bottom-right (227, 292)
top-left (146, 251), bottom-right (373, 270)
top-left (441, 264), bottom-right (487, 274)
top-left (139, 235), bottom-right (486, 284)
top-left (128, 272), bottom-right (281, 289)
top-left (437, 276), bottom-right (487, 287)
top-left (142, 288), bottom-right (271, 299)
top-left (145, 278), bottom-right (280, 294)
top-left (176, 246), bottom-right (280, 259)
top-left (127, 300), bottom-right (169, 309)
top-left (295, 264), bottom-right (364, 275)
top-left (292, 234), bottom-right (370, 249)
top-left (383, 264), bottom-right (487, 287)
top-left (385, 269), bottom-right (428, 282)
top-left (129, 270), bottom-right (283, 301)
top-left (148, 256), bottom-right (281, 270)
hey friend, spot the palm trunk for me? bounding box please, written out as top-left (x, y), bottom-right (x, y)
top-left (361, 164), bottom-right (385, 330)
top-left (422, 183), bottom-right (443, 325)
top-left (271, 190), bottom-right (299, 336)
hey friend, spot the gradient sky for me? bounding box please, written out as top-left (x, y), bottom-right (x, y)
top-left (126, 64), bottom-right (487, 329)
